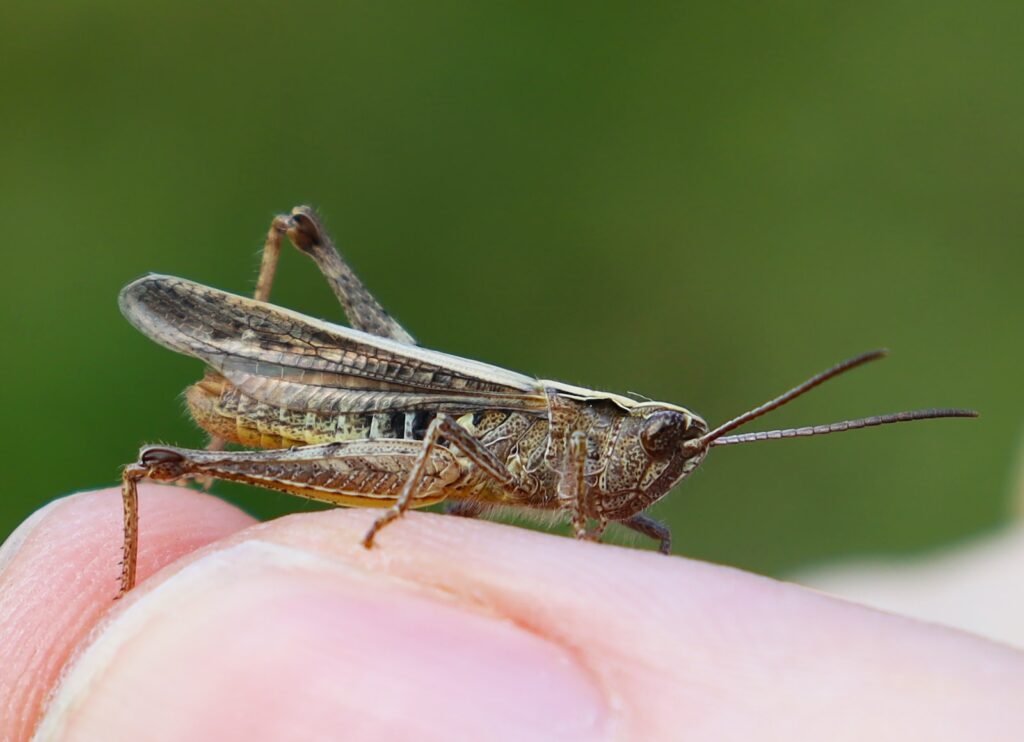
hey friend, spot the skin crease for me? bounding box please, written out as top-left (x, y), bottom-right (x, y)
top-left (1, 486), bottom-right (1022, 741)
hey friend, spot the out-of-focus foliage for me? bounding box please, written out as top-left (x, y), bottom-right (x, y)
top-left (1, 2), bottom-right (1020, 575)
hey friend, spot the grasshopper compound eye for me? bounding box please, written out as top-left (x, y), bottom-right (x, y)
top-left (640, 410), bottom-right (694, 457)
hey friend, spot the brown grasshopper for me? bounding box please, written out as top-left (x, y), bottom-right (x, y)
top-left (117, 206), bottom-right (976, 595)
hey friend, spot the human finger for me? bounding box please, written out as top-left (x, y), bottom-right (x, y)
top-left (0, 486), bottom-right (255, 741)
top-left (35, 506), bottom-right (1024, 741)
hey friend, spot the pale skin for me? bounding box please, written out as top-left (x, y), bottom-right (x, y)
top-left (2, 486), bottom-right (1023, 741)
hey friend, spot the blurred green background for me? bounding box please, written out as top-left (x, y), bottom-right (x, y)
top-left (1, 2), bottom-right (1021, 576)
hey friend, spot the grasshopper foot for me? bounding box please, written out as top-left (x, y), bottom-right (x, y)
top-left (574, 520), bottom-right (608, 544)
top-left (362, 507), bottom-right (403, 548)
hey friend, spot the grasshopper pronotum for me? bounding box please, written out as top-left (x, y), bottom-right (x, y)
top-left (117, 206), bottom-right (976, 595)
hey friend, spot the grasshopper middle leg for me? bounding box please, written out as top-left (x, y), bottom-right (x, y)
top-left (363, 414), bottom-right (537, 547)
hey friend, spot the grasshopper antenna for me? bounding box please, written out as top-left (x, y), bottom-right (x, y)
top-left (690, 350), bottom-right (977, 449)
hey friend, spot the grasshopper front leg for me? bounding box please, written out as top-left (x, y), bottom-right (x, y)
top-left (565, 431), bottom-right (589, 539)
top-left (563, 431), bottom-right (608, 544)
top-left (619, 512), bottom-right (672, 554)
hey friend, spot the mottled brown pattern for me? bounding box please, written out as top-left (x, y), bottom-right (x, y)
top-left (120, 275), bottom-right (547, 402)
top-left (116, 206), bottom-right (972, 597)
top-left (120, 254), bottom-right (711, 598)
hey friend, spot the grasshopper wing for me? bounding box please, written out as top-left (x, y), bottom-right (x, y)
top-left (120, 274), bottom-right (548, 414)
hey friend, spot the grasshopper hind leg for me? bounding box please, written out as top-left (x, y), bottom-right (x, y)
top-left (254, 206), bottom-right (415, 345)
top-left (119, 464), bottom-right (145, 596)
top-left (119, 448), bottom-right (199, 596)
top-left (117, 439), bottom-right (462, 596)
top-left (203, 206), bottom-right (417, 457)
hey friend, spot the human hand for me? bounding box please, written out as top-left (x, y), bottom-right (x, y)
top-left (2, 486), bottom-right (1022, 741)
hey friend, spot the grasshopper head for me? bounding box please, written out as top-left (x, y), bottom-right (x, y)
top-left (598, 405), bottom-right (709, 519)
top-left (610, 350), bottom-right (977, 521)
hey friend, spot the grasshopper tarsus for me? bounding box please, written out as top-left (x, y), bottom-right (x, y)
top-left (362, 510), bottom-right (397, 549)
top-left (621, 513), bottom-right (672, 555)
top-left (576, 519), bottom-right (610, 544)
top-left (117, 205), bottom-right (976, 595)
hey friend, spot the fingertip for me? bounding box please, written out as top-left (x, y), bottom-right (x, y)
top-left (21, 506), bottom-right (1024, 741)
top-left (0, 485), bottom-right (255, 741)
top-left (241, 510), bottom-right (1024, 737)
